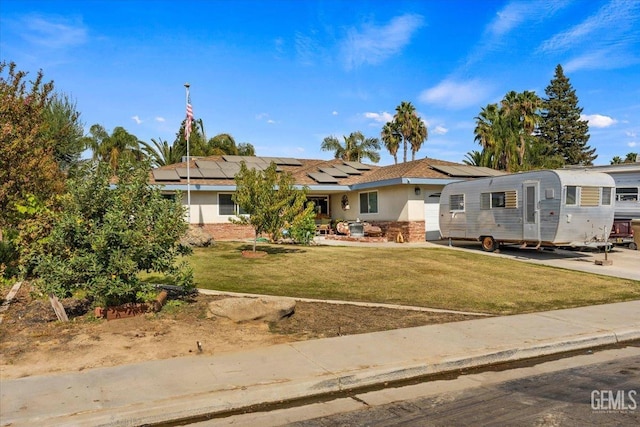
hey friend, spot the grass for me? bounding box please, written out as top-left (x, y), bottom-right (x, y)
top-left (145, 241), bottom-right (640, 315)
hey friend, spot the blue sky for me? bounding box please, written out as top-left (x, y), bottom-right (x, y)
top-left (1, 0), bottom-right (639, 166)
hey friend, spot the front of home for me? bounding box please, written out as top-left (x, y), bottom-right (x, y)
top-left (148, 155), bottom-right (504, 242)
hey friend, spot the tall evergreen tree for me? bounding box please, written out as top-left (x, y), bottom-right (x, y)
top-left (538, 64), bottom-right (596, 166)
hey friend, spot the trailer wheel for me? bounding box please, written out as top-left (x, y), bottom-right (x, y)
top-left (481, 236), bottom-right (497, 252)
top-left (630, 242), bottom-right (638, 251)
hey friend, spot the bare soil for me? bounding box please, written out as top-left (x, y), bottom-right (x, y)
top-left (0, 283), bottom-right (478, 380)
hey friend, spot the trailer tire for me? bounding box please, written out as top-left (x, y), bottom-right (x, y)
top-left (630, 242), bottom-right (638, 251)
top-left (481, 236), bottom-right (497, 252)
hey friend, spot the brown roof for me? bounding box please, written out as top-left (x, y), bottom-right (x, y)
top-left (148, 156), bottom-right (500, 188)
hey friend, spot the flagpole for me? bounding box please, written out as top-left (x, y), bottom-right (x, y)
top-left (184, 83), bottom-right (191, 222)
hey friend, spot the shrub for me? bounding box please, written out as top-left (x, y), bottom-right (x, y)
top-left (32, 161), bottom-right (193, 307)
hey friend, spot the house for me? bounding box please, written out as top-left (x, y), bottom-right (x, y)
top-left (148, 155), bottom-right (504, 242)
top-left (564, 161), bottom-right (640, 220)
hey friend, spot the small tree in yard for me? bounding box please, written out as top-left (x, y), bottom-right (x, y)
top-left (31, 161), bottom-right (193, 307)
top-left (232, 162), bottom-right (316, 251)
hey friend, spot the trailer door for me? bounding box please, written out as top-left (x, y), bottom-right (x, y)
top-left (523, 182), bottom-right (540, 241)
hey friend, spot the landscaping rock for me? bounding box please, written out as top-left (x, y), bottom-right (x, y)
top-left (207, 297), bottom-right (296, 323)
top-left (181, 227), bottom-right (214, 247)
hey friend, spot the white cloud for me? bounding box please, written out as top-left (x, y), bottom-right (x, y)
top-left (419, 79), bottom-right (492, 110)
top-left (332, 111), bottom-right (339, 116)
top-left (629, 141), bottom-right (638, 148)
top-left (341, 14), bottom-right (424, 70)
top-left (581, 114), bottom-right (617, 128)
top-left (433, 125), bottom-right (448, 135)
top-left (256, 113), bottom-right (269, 120)
top-left (155, 117), bottom-right (165, 122)
top-left (364, 112), bottom-right (393, 123)
top-left (131, 115), bottom-right (142, 125)
top-left (539, 0), bottom-right (639, 53)
top-left (20, 15), bottom-right (88, 49)
top-left (626, 131), bottom-right (637, 138)
top-left (267, 119), bottom-right (275, 124)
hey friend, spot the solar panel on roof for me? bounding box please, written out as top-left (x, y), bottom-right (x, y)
top-left (199, 168), bottom-right (228, 179)
top-left (308, 172), bottom-right (339, 183)
top-left (176, 168), bottom-right (203, 178)
top-left (195, 160), bottom-right (222, 169)
top-left (430, 165), bottom-right (501, 177)
top-left (343, 161), bottom-right (371, 170)
top-left (275, 157), bottom-right (302, 166)
top-left (152, 169), bottom-right (180, 181)
top-left (319, 167), bottom-right (349, 177)
top-left (333, 164), bottom-right (362, 174)
top-left (222, 155), bottom-right (243, 163)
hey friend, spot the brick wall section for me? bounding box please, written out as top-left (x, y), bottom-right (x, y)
top-left (368, 220), bottom-right (425, 243)
top-left (198, 223), bottom-right (255, 241)
top-left (195, 221), bottom-right (426, 243)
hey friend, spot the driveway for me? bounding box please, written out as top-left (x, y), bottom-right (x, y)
top-left (431, 240), bottom-right (640, 281)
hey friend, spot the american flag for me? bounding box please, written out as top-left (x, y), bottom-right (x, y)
top-left (185, 95), bottom-right (193, 141)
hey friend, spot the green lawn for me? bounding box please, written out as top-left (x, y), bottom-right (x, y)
top-left (148, 242), bottom-right (640, 315)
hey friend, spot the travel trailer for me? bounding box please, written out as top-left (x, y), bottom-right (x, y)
top-left (439, 170), bottom-right (615, 251)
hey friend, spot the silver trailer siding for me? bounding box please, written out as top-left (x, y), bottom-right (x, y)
top-left (439, 170), bottom-right (615, 251)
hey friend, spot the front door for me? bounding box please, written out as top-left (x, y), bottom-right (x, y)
top-left (523, 182), bottom-right (540, 241)
top-left (424, 192), bottom-right (441, 240)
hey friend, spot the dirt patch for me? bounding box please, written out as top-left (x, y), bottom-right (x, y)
top-left (0, 283), bottom-right (479, 380)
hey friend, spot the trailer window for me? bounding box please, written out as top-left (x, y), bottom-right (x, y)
top-left (481, 191), bottom-right (517, 209)
top-left (565, 186), bottom-right (577, 205)
top-left (449, 194), bottom-right (464, 211)
top-left (580, 187), bottom-right (600, 207)
top-left (601, 187), bottom-right (612, 205)
top-left (616, 187), bottom-right (638, 202)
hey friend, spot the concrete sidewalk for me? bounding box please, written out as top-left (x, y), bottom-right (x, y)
top-left (2, 301), bottom-right (639, 427)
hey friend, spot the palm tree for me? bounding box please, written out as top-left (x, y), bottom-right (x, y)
top-left (381, 122), bottom-right (401, 164)
top-left (140, 137), bottom-right (184, 167)
top-left (321, 131), bottom-right (381, 163)
top-left (501, 90), bottom-right (541, 169)
top-left (391, 101), bottom-right (428, 162)
top-left (463, 150), bottom-right (492, 167)
top-left (85, 124), bottom-right (146, 170)
top-left (409, 116), bottom-right (428, 161)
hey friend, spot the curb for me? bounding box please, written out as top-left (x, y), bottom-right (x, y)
top-left (28, 329), bottom-right (638, 427)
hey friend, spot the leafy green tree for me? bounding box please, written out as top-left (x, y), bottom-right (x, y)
top-left (381, 122), bottom-right (401, 164)
top-left (237, 142), bottom-right (256, 156)
top-left (232, 162), bottom-right (316, 251)
top-left (85, 124), bottom-right (147, 170)
top-left (389, 101), bottom-right (428, 163)
top-left (624, 152), bottom-right (638, 163)
top-left (207, 133), bottom-right (238, 155)
top-left (41, 92), bottom-right (86, 174)
top-left (31, 161), bottom-right (192, 306)
top-left (0, 61), bottom-right (65, 231)
top-left (321, 131), bottom-right (381, 163)
top-left (610, 156), bottom-right (624, 165)
top-left (538, 64), bottom-right (596, 166)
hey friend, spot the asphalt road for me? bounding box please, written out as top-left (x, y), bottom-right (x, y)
top-left (193, 344), bottom-right (640, 427)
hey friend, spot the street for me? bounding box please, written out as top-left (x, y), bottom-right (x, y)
top-left (193, 343), bottom-right (640, 426)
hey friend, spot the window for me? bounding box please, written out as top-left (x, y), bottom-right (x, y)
top-left (449, 194), bottom-right (465, 212)
top-left (580, 186), bottom-right (600, 207)
top-left (307, 196), bottom-right (329, 216)
top-left (565, 186), bottom-right (577, 205)
top-left (616, 187), bottom-right (639, 202)
top-left (359, 191), bottom-right (378, 214)
top-left (480, 191), bottom-right (517, 210)
top-left (218, 194), bottom-right (246, 215)
top-left (602, 187), bottom-right (612, 205)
